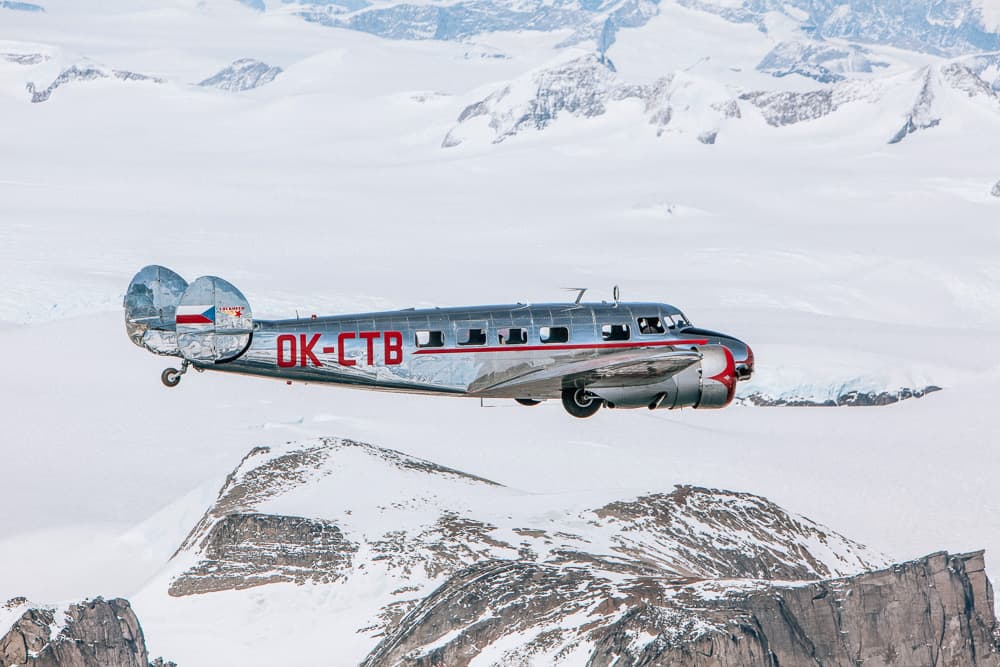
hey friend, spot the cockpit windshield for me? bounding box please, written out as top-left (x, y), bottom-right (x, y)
top-left (665, 312), bottom-right (691, 329)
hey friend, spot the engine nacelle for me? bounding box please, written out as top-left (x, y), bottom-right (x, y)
top-left (590, 345), bottom-right (737, 410)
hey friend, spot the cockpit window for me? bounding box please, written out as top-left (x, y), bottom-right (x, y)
top-left (636, 317), bottom-right (665, 335)
top-left (498, 327), bottom-right (527, 345)
top-left (663, 313), bottom-right (690, 329)
top-left (601, 323), bottom-right (630, 341)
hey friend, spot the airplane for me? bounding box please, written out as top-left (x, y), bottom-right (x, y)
top-left (124, 265), bottom-right (754, 418)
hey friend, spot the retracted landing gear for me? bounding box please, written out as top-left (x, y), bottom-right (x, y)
top-left (561, 388), bottom-right (602, 418)
top-left (161, 360), bottom-right (191, 388)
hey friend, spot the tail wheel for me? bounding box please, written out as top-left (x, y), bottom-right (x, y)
top-left (161, 368), bottom-right (181, 387)
top-left (515, 398), bottom-right (542, 407)
top-left (561, 388), bottom-right (602, 418)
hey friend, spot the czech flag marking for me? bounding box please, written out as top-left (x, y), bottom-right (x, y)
top-left (176, 305), bottom-right (215, 325)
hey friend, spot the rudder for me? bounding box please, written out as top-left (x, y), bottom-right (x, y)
top-left (175, 275), bottom-right (254, 364)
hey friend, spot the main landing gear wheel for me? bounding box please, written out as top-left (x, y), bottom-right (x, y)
top-left (161, 360), bottom-right (191, 388)
top-left (561, 388), bottom-right (602, 418)
top-left (515, 398), bottom-right (542, 406)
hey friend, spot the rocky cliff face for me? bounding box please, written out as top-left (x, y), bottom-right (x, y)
top-left (363, 550), bottom-right (999, 667)
top-left (0, 597), bottom-right (156, 667)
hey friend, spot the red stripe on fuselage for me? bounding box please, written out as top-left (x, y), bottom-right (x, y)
top-left (412, 339), bottom-right (710, 355)
top-left (176, 314), bottom-right (213, 324)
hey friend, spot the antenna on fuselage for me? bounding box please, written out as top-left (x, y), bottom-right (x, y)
top-left (613, 285), bottom-right (620, 306)
top-left (562, 287), bottom-right (588, 305)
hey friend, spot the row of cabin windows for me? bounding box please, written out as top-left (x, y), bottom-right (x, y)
top-left (413, 316), bottom-right (676, 349)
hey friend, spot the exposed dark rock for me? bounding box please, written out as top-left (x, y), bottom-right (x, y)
top-left (25, 65), bottom-right (162, 103)
top-left (697, 130), bottom-right (717, 144)
top-left (168, 512), bottom-right (357, 595)
top-left (0, 597), bottom-right (152, 667)
top-left (363, 551), bottom-right (1000, 667)
top-left (993, 180), bottom-right (1000, 197)
top-left (740, 385), bottom-right (942, 407)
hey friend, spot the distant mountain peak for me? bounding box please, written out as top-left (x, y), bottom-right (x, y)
top-left (197, 58), bottom-right (283, 91)
top-left (25, 63), bottom-right (162, 103)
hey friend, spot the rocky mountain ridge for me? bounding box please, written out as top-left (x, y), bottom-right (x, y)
top-left (277, 0), bottom-right (1000, 58)
top-left (365, 550), bottom-right (998, 666)
top-left (147, 436), bottom-right (997, 665)
top-left (25, 64), bottom-right (162, 104)
top-left (167, 439), bottom-right (887, 603)
top-left (444, 52), bottom-right (1000, 146)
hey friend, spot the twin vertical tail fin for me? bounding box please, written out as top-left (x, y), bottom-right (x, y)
top-left (124, 265), bottom-right (254, 363)
top-left (124, 265), bottom-right (188, 357)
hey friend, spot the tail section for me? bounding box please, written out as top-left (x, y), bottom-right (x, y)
top-left (175, 275), bottom-right (253, 363)
top-left (124, 265), bottom-right (188, 356)
top-left (124, 266), bottom-right (253, 364)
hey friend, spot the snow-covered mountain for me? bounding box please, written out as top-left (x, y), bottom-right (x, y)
top-left (123, 437), bottom-right (996, 666)
top-left (198, 58), bottom-right (283, 91)
top-left (25, 63), bottom-right (162, 103)
top-left (280, 0), bottom-right (1000, 57)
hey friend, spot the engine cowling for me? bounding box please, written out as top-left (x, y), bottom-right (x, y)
top-left (590, 345), bottom-right (737, 410)
top-left (684, 344), bottom-right (737, 409)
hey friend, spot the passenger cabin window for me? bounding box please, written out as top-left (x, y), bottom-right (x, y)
top-left (498, 327), bottom-right (527, 345)
top-left (637, 317), bottom-right (666, 335)
top-left (601, 324), bottom-right (630, 341)
top-left (415, 330), bottom-right (444, 348)
top-left (458, 328), bottom-right (487, 346)
top-left (539, 326), bottom-right (569, 343)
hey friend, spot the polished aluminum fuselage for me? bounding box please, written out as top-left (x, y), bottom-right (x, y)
top-left (211, 302), bottom-right (751, 399)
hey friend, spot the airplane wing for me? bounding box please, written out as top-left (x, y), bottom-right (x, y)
top-left (480, 348), bottom-right (701, 397)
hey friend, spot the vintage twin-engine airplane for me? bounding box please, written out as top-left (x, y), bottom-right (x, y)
top-left (124, 265), bottom-right (754, 418)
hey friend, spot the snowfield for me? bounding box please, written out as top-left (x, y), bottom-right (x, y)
top-left (2, 0), bottom-right (1000, 664)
